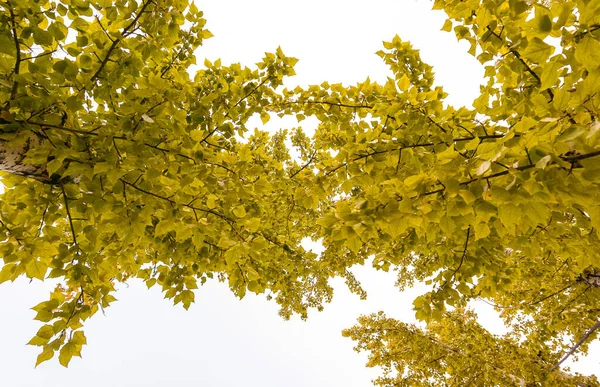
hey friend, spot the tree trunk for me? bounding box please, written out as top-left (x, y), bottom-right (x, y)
top-left (0, 134), bottom-right (51, 183)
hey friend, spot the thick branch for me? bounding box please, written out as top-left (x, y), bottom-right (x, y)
top-left (7, 1), bottom-right (21, 100)
top-left (421, 149), bottom-right (600, 197)
top-left (549, 320), bottom-right (600, 372)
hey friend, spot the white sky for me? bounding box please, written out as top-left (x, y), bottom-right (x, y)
top-left (1, 1), bottom-right (598, 385)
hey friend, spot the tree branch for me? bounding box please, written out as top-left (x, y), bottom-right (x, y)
top-left (200, 77), bottom-right (270, 144)
top-left (84, 0), bottom-right (153, 90)
top-left (574, 24), bottom-right (600, 41)
top-left (7, 1), bottom-right (21, 100)
top-left (290, 151), bottom-right (317, 178)
top-left (325, 141), bottom-right (438, 176)
top-left (441, 226), bottom-right (470, 289)
top-left (0, 215), bottom-right (22, 246)
top-left (421, 149), bottom-right (600, 196)
top-left (530, 282), bottom-right (575, 306)
top-left (549, 319), bottom-right (600, 372)
top-left (60, 182), bottom-right (78, 248)
top-left (279, 100), bottom-right (374, 109)
top-left (120, 178), bottom-right (243, 238)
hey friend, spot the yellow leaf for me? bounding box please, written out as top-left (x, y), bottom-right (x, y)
top-left (58, 342), bottom-right (78, 367)
top-left (521, 38), bottom-right (554, 63)
top-left (206, 195), bottom-right (217, 209)
top-left (441, 19), bottom-right (452, 32)
top-left (345, 236), bottom-right (362, 254)
top-left (437, 145), bottom-right (456, 164)
top-left (154, 220), bottom-right (174, 236)
top-left (233, 205), bottom-right (247, 218)
top-left (575, 36), bottom-right (600, 71)
top-left (535, 155), bottom-right (552, 169)
top-left (403, 174), bottom-right (425, 188)
top-left (35, 325), bottom-right (54, 340)
top-left (398, 74), bottom-right (410, 92)
top-left (474, 222), bottom-right (491, 239)
top-left (459, 190), bottom-right (477, 204)
top-left (26, 260), bottom-right (47, 281)
top-left (36, 348), bottom-right (54, 367)
top-left (476, 161), bottom-right (491, 176)
top-left (540, 60), bottom-right (562, 90)
top-left (141, 114), bottom-right (154, 123)
top-left (260, 112), bottom-right (270, 124)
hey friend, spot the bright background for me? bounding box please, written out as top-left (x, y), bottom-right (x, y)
top-left (1, 1), bottom-right (598, 386)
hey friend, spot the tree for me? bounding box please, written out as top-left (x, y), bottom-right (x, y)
top-left (0, 0), bottom-right (599, 384)
top-left (0, 0), bottom-right (341, 367)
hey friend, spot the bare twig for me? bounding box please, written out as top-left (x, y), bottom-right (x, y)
top-left (60, 182), bottom-right (78, 248)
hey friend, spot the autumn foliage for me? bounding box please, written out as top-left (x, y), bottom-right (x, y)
top-left (0, 0), bottom-right (599, 384)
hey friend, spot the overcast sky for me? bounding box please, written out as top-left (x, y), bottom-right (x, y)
top-left (1, 1), bottom-right (598, 386)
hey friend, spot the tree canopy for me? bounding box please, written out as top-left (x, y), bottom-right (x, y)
top-left (0, 0), bottom-right (599, 384)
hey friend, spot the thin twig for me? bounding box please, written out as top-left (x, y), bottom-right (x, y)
top-left (290, 151), bottom-right (317, 178)
top-left (0, 216), bottom-right (22, 246)
top-left (441, 227), bottom-right (470, 289)
top-left (60, 182), bottom-right (78, 248)
top-left (84, 0), bottom-right (153, 90)
top-left (120, 178), bottom-right (243, 239)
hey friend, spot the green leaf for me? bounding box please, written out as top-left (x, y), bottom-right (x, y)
top-left (155, 220), bottom-right (174, 236)
top-left (535, 14), bottom-right (552, 33)
top-left (0, 35), bottom-right (15, 57)
top-left (48, 22), bottom-right (67, 41)
top-left (33, 28), bottom-right (53, 46)
top-left (53, 60), bottom-right (69, 74)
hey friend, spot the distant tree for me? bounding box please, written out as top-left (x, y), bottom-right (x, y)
top-left (1, 0), bottom-right (599, 383)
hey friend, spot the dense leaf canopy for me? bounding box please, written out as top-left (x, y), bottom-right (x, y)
top-left (0, 0), bottom-right (599, 384)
